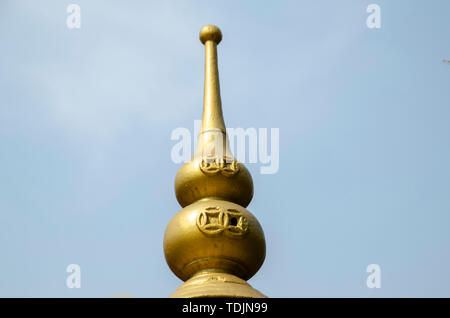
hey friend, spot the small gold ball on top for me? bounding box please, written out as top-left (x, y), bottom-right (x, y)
top-left (199, 25), bottom-right (222, 44)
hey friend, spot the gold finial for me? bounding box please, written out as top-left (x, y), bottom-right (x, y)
top-left (164, 25), bottom-right (266, 298)
top-left (174, 25), bottom-right (253, 208)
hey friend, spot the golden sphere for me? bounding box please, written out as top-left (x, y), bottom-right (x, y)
top-left (163, 199), bottom-right (266, 281)
top-left (199, 25), bottom-right (222, 44)
top-left (175, 159), bottom-right (253, 208)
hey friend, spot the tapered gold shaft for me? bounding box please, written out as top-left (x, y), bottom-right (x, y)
top-left (201, 26), bottom-right (226, 134)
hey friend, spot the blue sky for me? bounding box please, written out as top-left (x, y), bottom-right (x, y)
top-left (1, 0), bottom-right (449, 297)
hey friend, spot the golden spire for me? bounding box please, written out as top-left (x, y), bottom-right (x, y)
top-left (199, 25), bottom-right (226, 133)
top-left (164, 25), bottom-right (266, 298)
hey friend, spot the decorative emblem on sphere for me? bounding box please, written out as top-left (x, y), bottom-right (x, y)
top-left (196, 206), bottom-right (248, 237)
top-left (199, 156), bottom-right (239, 177)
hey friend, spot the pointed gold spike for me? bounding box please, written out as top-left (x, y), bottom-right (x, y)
top-left (174, 25), bottom-right (253, 208)
top-left (199, 25), bottom-right (226, 133)
top-left (194, 25), bottom-right (233, 166)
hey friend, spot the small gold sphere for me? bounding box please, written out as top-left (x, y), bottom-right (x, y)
top-left (164, 199), bottom-right (266, 281)
top-left (199, 25), bottom-right (222, 44)
top-left (175, 158), bottom-right (253, 208)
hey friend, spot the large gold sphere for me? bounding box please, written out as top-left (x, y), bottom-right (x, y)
top-left (164, 199), bottom-right (265, 281)
top-left (175, 159), bottom-right (254, 208)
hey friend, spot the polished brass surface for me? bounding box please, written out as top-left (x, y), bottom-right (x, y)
top-left (164, 199), bottom-right (265, 281)
top-left (164, 25), bottom-right (266, 298)
top-left (170, 272), bottom-right (266, 298)
top-left (175, 160), bottom-right (253, 208)
top-left (174, 24), bottom-right (253, 208)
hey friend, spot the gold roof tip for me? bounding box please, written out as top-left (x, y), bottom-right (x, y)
top-left (164, 25), bottom-right (267, 298)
